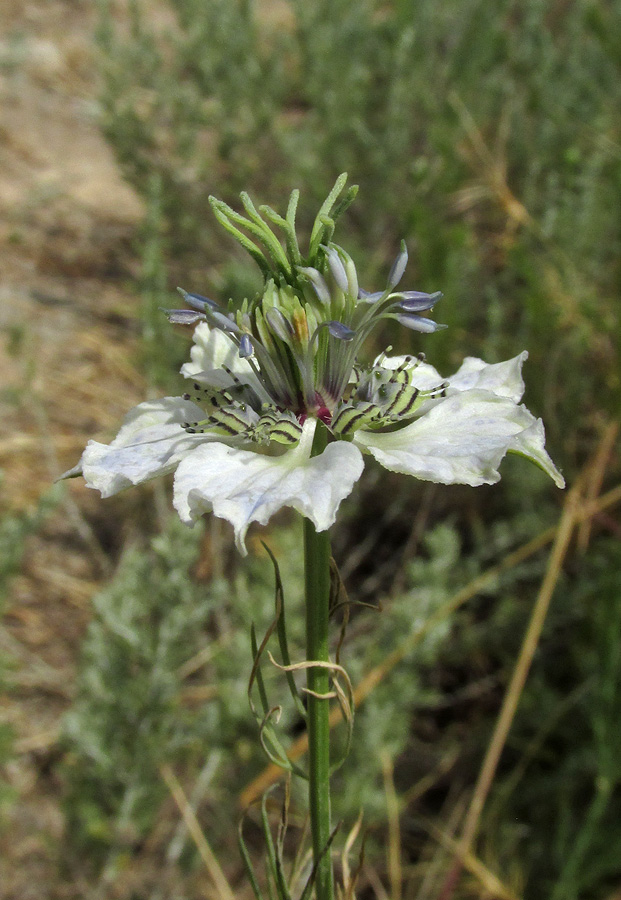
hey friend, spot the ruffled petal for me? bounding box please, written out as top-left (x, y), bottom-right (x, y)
top-left (173, 419), bottom-right (365, 554)
top-left (375, 352), bottom-right (528, 401)
top-left (508, 417), bottom-right (566, 488)
top-left (70, 397), bottom-right (211, 497)
top-left (353, 389), bottom-right (564, 488)
top-left (447, 352), bottom-right (527, 402)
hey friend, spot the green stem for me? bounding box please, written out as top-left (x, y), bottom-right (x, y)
top-left (304, 421), bottom-right (334, 900)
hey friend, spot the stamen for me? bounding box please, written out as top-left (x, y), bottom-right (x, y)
top-left (161, 308), bottom-right (206, 325)
top-left (357, 289), bottom-right (384, 304)
top-left (177, 288), bottom-right (220, 311)
top-left (395, 314), bottom-right (448, 333)
top-left (210, 310), bottom-right (242, 334)
top-left (297, 266), bottom-right (331, 306)
top-left (326, 321), bottom-right (355, 340)
top-left (322, 245), bottom-right (349, 293)
top-left (265, 307), bottom-right (294, 342)
top-left (395, 291), bottom-right (443, 313)
top-left (387, 240), bottom-right (408, 288)
top-left (239, 334), bottom-right (254, 358)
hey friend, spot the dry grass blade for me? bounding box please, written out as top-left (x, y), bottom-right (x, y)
top-left (415, 793), bottom-right (467, 900)
top-left (239, 483), bottom-right (621, 808)
top-left (341, 810), bottom-right (364, 900)
top-left (419, 816), bottom-right (522, 900)
top-left (160, 763), bottom-right (236, 900)
top-left (448, 91), bottom-right (532, 229)
top-left (577, 420), bottom-right (619, 553)
top-left (363, 866), bottom-right (391, 900)
top-left (381, 752), bottom-right (402, 900)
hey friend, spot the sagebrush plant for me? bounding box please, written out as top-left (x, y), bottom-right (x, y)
top-left (63, 177), bottom-right (563, 899)
top-left (63, 515), bottom-right (295, 863)
top-left (0, 486), bottom-right (62, 812)
top-left (61, 515), bottom-right (456, 863)
top-left (60, 507), bottom-right (621, 895)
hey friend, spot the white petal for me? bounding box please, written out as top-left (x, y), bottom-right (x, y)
top-left (508, 417), bottom-right (565, 488)
top-left (181, 322), bottom-right (241, 378)
top-left (354, 389), bottom-right (564, 488)
top-left (77, 397), bottom-right (210, 497)
top-left (173, 419), bottom-right (364, 555)
top-left (180, 321), bottom-right (268, 400)
top-left (376, 351), bottom-right (528, 400)
top-left (447, 352), bottom-right (528, 402)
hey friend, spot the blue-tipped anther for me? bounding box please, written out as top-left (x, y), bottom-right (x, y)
top-left (160, 308), bottom-right (207, 325)
top-left (177, 288), bottom-right (220, 311)
top-left (239, 334), bottom-right (254, 358)
top-left (322, 245), bottom-right (349, 293)
top-left (387, 240), bottom-right (408, 288)
top-left (396, 314), bottom-right (448, 334)
top-left (397, 291), bottom-right (443, 312)
top-left (326, 321), bottom-right (355, 341)
top-left (297, 266), bottom-right (331, 306)
top-left (265, 307), bottom-right (294, 342)
top-left (210, 310), bottom-right (242, 334)
top-left (357, 289), bottom-right (384, 304)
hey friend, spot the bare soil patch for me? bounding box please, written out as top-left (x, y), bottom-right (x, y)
top-left (0, 4), bottom-right (152, 896)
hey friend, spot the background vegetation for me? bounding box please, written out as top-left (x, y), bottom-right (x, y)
top-left (1, 1), bottom-right (619, 898)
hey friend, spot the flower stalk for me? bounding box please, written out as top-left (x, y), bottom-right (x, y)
top-left (304, 420), bottom-right (334, 900)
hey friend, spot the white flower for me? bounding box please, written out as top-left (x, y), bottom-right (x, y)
top-left (62, 177), bottom-right (563, 553)
top-left (63, 322), bottom-right (563, 554)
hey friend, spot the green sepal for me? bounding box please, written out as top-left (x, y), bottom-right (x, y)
top-left (330, 184), bottom-right (359, 224)
top-left (209, 197), bottom-right (271, 277)
top-left (309, 172), bottom-right (348, 256)
top-left (240, 192), bottom-right (292, 275)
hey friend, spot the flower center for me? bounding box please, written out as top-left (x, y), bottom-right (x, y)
top-left (168, 176), bottom-right (448, 446)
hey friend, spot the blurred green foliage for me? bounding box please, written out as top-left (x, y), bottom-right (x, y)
top-left (3, 1), bottom-right (619, 897)
top-left (61, 515), bottom-right (455, 868)
top-left (95, 0), bottom-right (620, 465)
top-left (82, 1), bottom-right (620, 895)
top-left (0, 485), bottom-right (62, 810)
top-left (454, 536), bottom-right (621, 899)
top-left (59, 505), bottom-right (621, 897)
top-left (0, 485), bottom-right (61, 606)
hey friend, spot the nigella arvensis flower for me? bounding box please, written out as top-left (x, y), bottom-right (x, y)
top-left (62, 175), bottom-right (564, 552)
